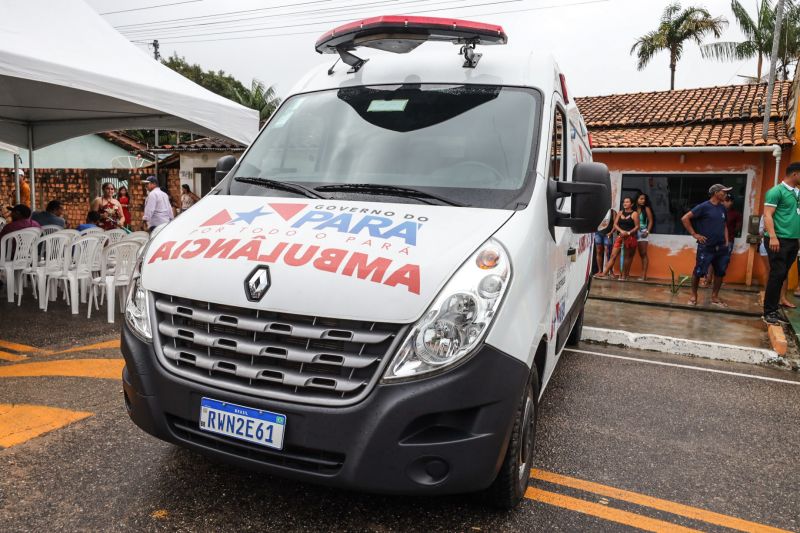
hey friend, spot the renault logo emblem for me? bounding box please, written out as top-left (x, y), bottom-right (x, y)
top-left (245, 266), bottom-right (271, 302)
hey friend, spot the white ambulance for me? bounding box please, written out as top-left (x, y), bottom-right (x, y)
top-left (121, 16), bottom-right (610, 508)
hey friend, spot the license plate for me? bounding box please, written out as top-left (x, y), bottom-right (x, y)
top-left (199, 397), bottom-right (286, 450)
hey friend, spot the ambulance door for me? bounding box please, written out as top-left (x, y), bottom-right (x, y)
top-left (547, 101), bottom-right (573, 353)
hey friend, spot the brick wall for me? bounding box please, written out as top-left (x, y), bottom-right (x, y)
top-left (1, 167), bottom-right (180, 229)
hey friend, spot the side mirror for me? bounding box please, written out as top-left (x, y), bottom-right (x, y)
top-left (548, 162), bottom-right (611, 234)
top-left (215, 155), bottom-right (237, 185)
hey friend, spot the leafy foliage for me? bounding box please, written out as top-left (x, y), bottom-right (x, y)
top-left (232, 79), bottom-right (282, 125)
top-left (700, 0), bottom-right (800, 80)
top-left (161, 53), bottom-right (248, 102)
top-left (631, 2), bottom-right (727, 89)
top-left (124, 54), bottom-right (280, 146)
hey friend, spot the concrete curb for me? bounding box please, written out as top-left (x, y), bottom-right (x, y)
top-left (582, 326), bottom-right (781, 365)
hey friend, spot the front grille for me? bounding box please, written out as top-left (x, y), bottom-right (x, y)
top-left (153, 294), bottom-right (404, 405)
top-left (167, 414), bottom-right (345, 474)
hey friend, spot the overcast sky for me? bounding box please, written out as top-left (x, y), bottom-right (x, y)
top-left (86, 0), bottom-right (759, 98)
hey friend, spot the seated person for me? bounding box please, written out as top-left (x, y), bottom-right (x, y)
top-left (76, 211), bottom-right (102, 232)
top-left (32, 200), bottom-right (66, 228)
top-left (0, 204), bottom-right (41, 239)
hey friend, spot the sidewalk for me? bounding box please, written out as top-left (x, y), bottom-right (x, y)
top-left (584, 278), bottom-right (799, 369)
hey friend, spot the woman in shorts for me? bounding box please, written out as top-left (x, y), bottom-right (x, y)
top-left (594, 208), bottom-right (616, 275)
top-left (595, 197), bottom-right (639, 280)
top-left (635, 193), bottom-right (654, 280)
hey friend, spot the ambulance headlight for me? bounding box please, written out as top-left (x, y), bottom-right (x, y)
top-left (125, 255), bottom-right (152, 342)
top-left (384, 238), bottom-right (511, 381)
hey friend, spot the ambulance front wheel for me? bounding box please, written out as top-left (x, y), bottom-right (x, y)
top-left (486, 367), bottom-right (538, 509)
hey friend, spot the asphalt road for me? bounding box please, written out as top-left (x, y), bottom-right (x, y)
top-left (0, 307), bottom-right (798, 532)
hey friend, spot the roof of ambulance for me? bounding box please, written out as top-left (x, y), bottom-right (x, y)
top-left (288, 42), bottom-right (559, 96)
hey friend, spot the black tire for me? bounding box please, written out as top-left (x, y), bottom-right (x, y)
top-left (566, 308), bottom-right (584, 347)
top-left (485, 367), bottom-right (539, 509)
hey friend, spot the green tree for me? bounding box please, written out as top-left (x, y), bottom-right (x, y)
top-left (700, 1), bottom-right (778, 81)
top-left (631, 2), bottom-right (727, 90)
top-left (161, 53), bottom-right (247, 101)
top-left (232, 79), bottom-right (282, 125)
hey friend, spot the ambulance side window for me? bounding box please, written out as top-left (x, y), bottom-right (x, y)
top-left (548, 108), bottom-right (566, 181)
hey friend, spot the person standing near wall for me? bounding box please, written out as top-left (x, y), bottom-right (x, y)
top-left (180, 184), bottom-right (200, 213)
top-left (682, 184), bottom-right (731, 308)
top-left (90, 182), bottom-right (124, 230)
top-left (142, 176), bottom-right (174, 232)
top-left (635, 193), bottom-right (654, 281)
top-left (761, 163), bottom-right (800, 325)
top-left (117, 186), bottom-right (131, 229)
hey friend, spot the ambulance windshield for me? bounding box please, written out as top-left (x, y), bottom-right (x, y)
top-left (230, 84), bottom-right (541, 209)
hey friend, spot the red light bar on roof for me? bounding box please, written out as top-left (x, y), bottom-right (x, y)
top-left (315, 15), bottom-right (507, 55)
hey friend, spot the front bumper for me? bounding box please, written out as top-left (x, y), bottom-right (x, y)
top-left (121, 324), bottom-right (531, 495)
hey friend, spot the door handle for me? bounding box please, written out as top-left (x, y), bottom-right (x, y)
top-left (567, 247), bottom-right (577, 262)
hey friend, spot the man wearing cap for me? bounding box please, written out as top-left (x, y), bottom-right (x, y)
top-left (681, 184), bottom-right (732, 308)
top-left (142, 176), bottom-right (174, 232)
top-left (762, 162), bottom-right (800, 325)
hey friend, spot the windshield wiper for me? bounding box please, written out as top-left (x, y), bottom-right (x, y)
top-left (315, 183), bottom-right (466, 207)
top-left (234, 177), bottom-right (326, 199)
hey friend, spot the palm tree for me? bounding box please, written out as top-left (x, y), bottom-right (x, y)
top-left (233, 79), bottom-right (281, 125)
top-left (631, 3), bottom-right (727, 90)
top-left (700, 1), bottom-right (777, 81)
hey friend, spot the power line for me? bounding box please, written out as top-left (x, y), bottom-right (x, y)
top-left (129, 0), bottom-right (524, 42)
top-left (101, 0), bottom-right (202, 16)
top-left (119, 0), bottom-right (424, 36)
top-left (121, 0), bottom-right (466, 39)
top-left (114, 0), bottom-right (335, 29)
top-left (144, 0), bottom-right (609, 45)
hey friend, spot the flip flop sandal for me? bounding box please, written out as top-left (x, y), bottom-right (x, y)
top-left (781, 302), bottom-right (797, 309)
top-left (711, 301), bottom-right (729, 308)
top-left (688, 298), bottom-right (697, 306)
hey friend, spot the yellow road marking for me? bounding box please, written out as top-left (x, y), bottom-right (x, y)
top-left (0, 404), bottom-right (92, 448)
top-left (0, 359), bottom-right (124, 380)
top-left (0, 350), bottom-right (27, 362)
top-left (532, 469), bottom-right (791, 533)
top-left (526, 487), bottom-right (701, 533)
top-left (0, 339), bottom-right (44, 353)
top-left (51, 339), bottom-right (121, 355)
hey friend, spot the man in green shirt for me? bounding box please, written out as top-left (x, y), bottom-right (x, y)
top-left (762, 162), bottom-right (800, 324)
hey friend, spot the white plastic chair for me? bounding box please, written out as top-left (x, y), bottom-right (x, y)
top-left (2, 228), bottom-right (41, 303)
top-left (105, 228), bottom-right (128, 245)
top-left (54, 229), bottom-right (80, 241)
top-left (80, 226), bottom-right (103, 236)
top-left (89, 241), bottom-right (141, 323)
top-left (26, 232), bottom-right (73, 309)
top-left (124, 231), bottom-right (149, 242)
top-left (45, 235), bottom-right (100, 314)
top-left (40, 225), bottom-right (62, 236)
top-left (0, 218), bottom-right (6, 233)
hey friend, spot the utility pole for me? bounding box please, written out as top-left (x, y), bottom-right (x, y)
top-left (152, 39), bottom-right (160, 183)
top-left (763, 0), bottom-right (785, 141)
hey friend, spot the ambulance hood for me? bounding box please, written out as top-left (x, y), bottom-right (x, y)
top-left (142, 196), bottom-right (514, 323)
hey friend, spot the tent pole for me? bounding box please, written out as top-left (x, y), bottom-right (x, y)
top-left (28, 126), bottom-right (35, 211)
top-left (13, 153), bottom-right (20, 204)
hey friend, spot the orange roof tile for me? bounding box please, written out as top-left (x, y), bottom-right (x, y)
top-left (575, 82), bottom-right (793, 148)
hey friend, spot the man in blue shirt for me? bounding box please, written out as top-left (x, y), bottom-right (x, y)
top-left (32, 200), bottom-right (66, 228)
top-left (681, 184), bottom-right (731, 308)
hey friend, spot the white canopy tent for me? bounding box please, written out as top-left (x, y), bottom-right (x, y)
top-left (0, 0), bottom-right (259, 209)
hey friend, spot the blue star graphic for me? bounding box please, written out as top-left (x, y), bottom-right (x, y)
top-left (230, 206), bottom-right (272, 225)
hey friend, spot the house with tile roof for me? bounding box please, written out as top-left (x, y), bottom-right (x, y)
top-left (152, 136), bottom-right (246, 197)
top-left (576, 80), bottom-right (798, 286)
